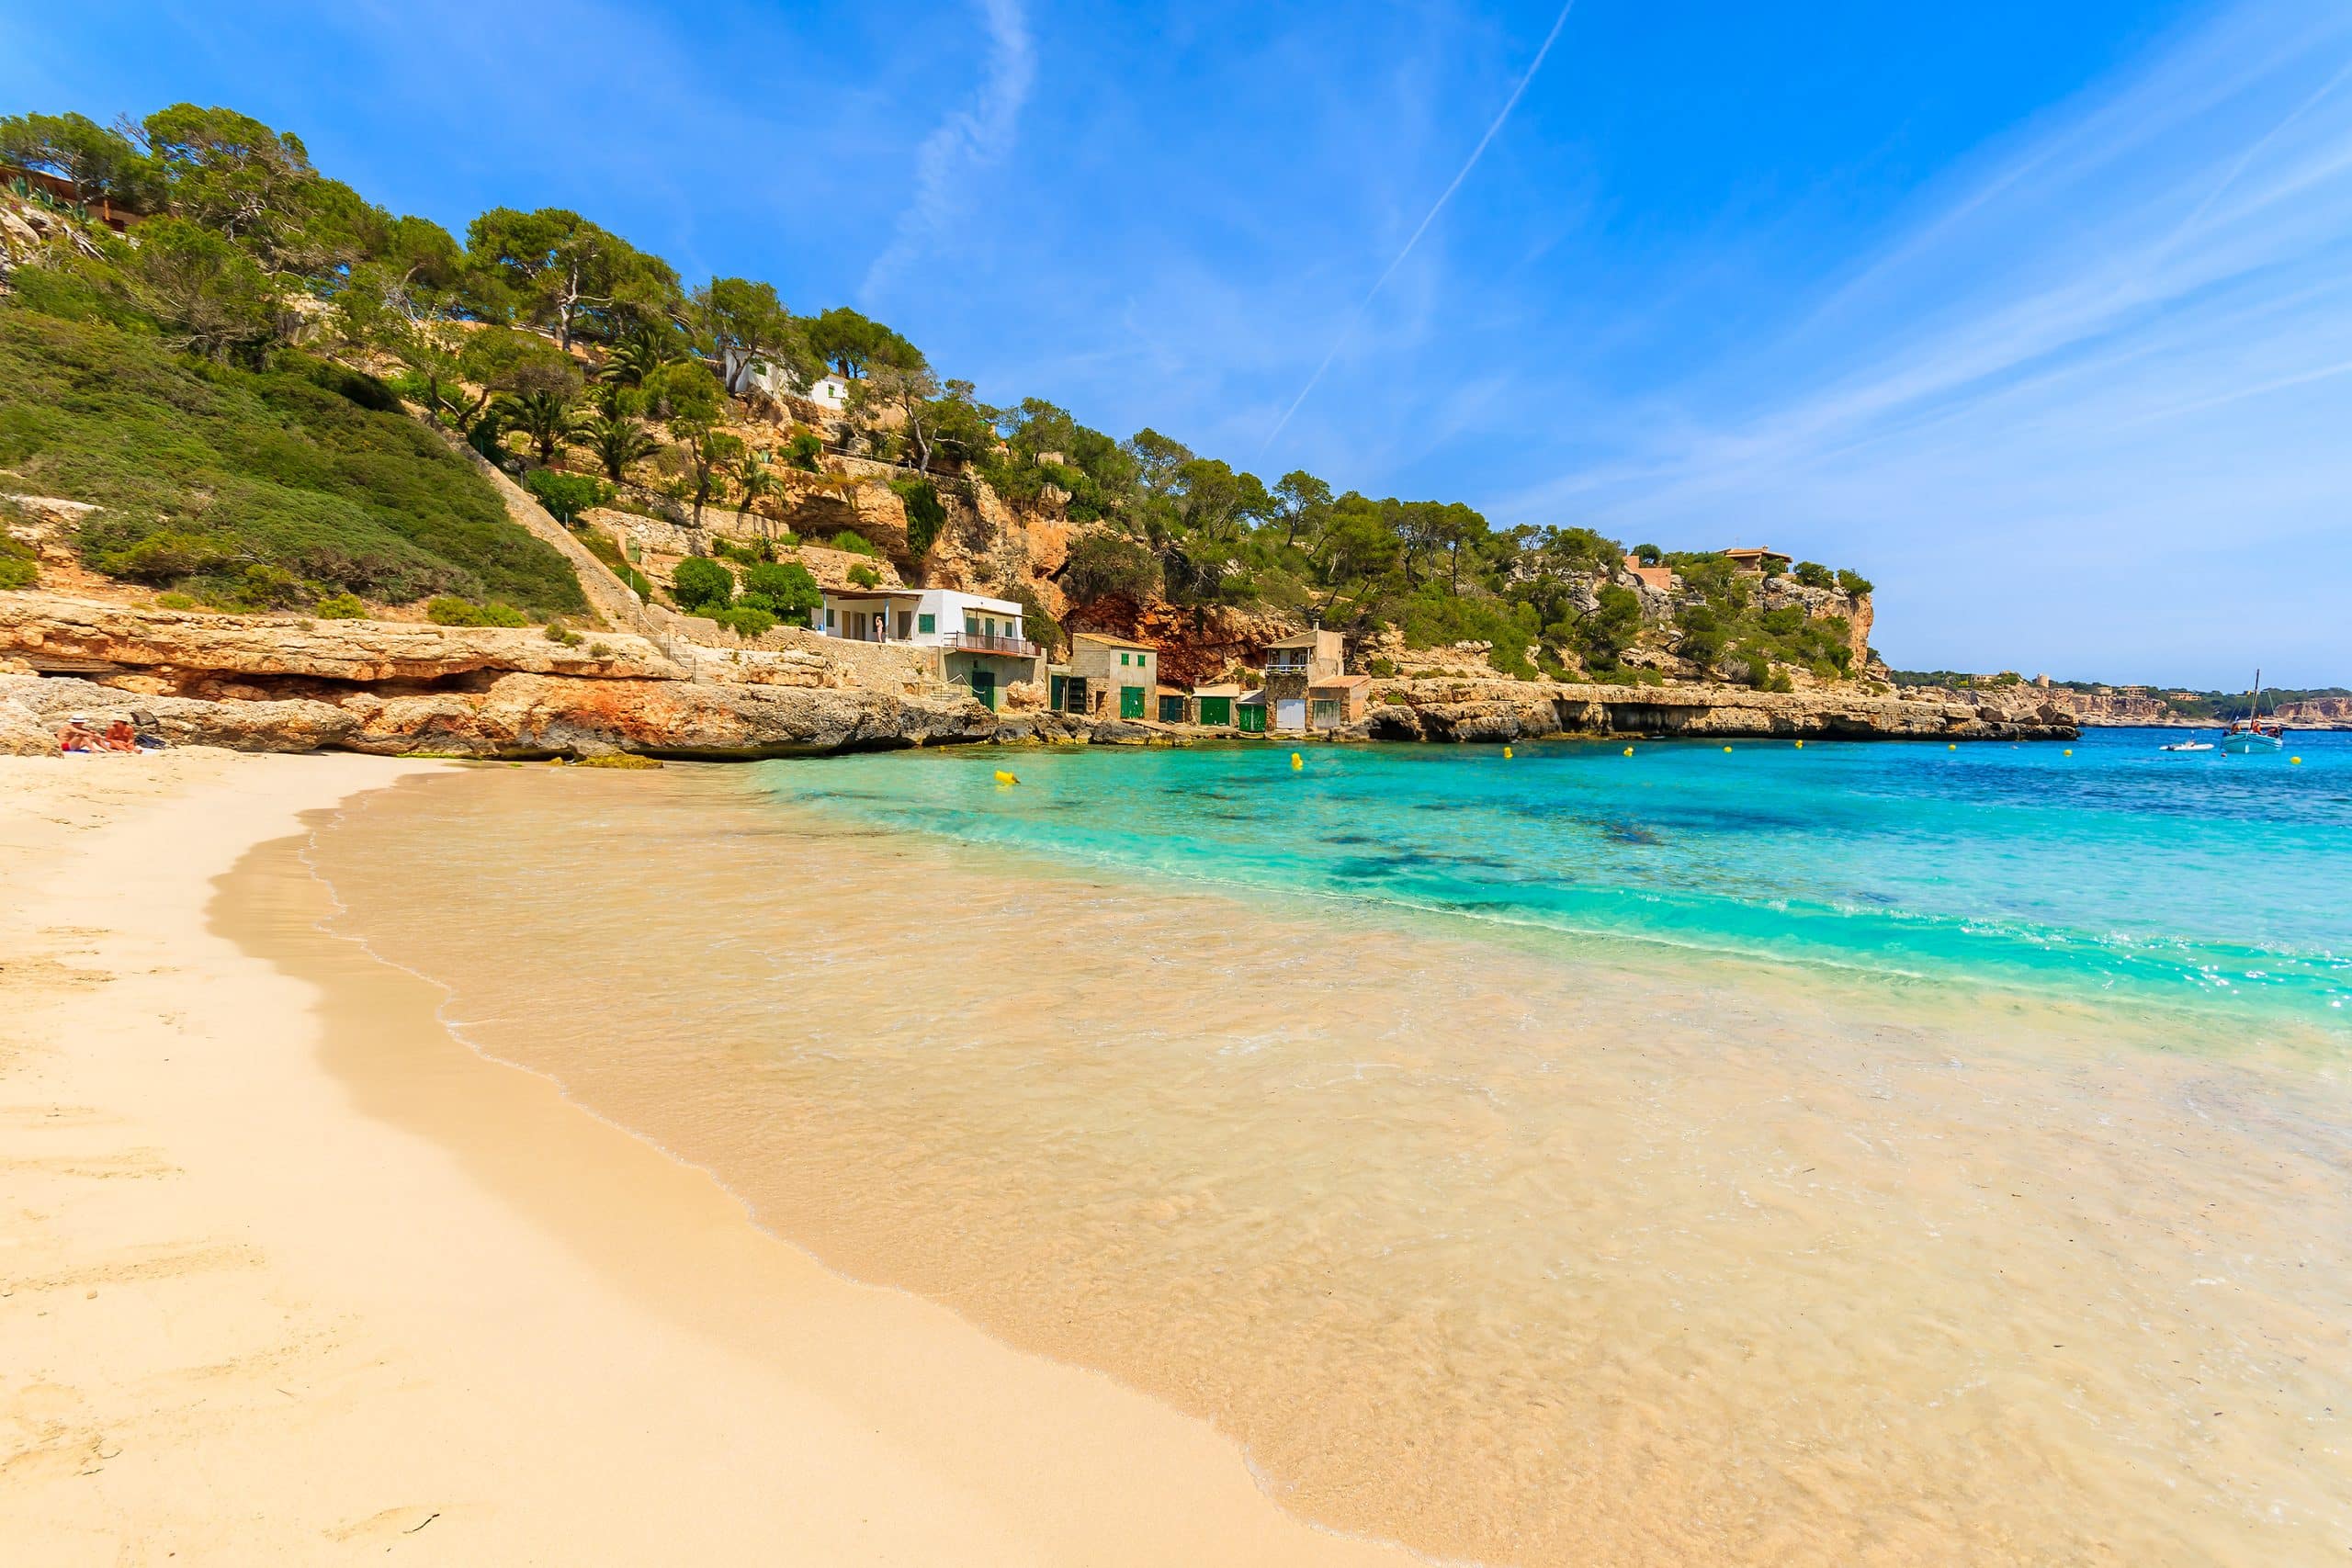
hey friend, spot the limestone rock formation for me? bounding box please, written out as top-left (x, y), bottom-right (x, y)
top-left (0, 594), bottom-right (688, 682)
top-left (1354, 676), bottom-right (2075, 743)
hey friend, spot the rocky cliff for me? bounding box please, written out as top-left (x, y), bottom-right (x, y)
top-left (0, 593), bottom-right (1146, 758)
top-left (0, 593), bottom-right (2073, 758)
top-left (1357, 676), bottom-right (2076, 744)
top-left (2275, 696), bottom-right (2352, 728)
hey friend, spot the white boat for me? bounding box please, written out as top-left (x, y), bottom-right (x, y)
top-left (2160, 739), bottom-right (2213, 752)
top-left (2218, 670), bottom-right (2286, 754)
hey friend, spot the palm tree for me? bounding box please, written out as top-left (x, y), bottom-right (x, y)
top-left (497, 388), bottom-right (578, 468)
top-left (729, 446), bottom-right (782, 517)
top-left (575, 407), bottom-right (660, 483)
top-left (599, 323), bottom-right (684, 388)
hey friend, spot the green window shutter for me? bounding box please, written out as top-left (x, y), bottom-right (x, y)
top-left (918, 613), bottom-right (935, 634)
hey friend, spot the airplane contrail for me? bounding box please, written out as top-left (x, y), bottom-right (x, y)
top-left (1258, 0), bottom-right (1579, 457)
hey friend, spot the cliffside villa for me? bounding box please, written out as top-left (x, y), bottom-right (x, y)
top-left (810, 585), bottom-right (1042, 710)
top-left (1623, 553), bottom-right (1676, 592)
top-left (1722, 547), bottom-right (1793, 574)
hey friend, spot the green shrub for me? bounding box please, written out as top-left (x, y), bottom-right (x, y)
top-left (828, 529), bottom-right (877, 558)
top-left (426, 595), bottom-right (528, 626)
top-left (154, 591), bottom-right (196, 609)
top-left (846, 562), bottom-right (880, 588)
top-left (0, 535), bottom-right (37, 590)
top-left (1058, 531), bottom-right (1160, 604)
top-left (891, 476), bottom-right (947, 558)
top-left (786, 432), bottom-right (824, 471)
top-left (282, 351), bottom-right (401, 413)
top-left (312, 591), bottom-right (366, 618)
top-left (1836, 569), bottom-right (1874, 597)
top-left (200, 562), bottom-right (311, 611)
top-left (1365, 655), bottom-right (1396, 678)
top-left (1007, 582), bottom-right (1063, 653)
top-left (522, 467), bottom-right (605, 524)
top-left (543, 617), bottom-right (584, 646)
top-left (1792, 560), bottom-right (1834, 589)
top-left (0, 310), bottom-right (583, 614)
top-left (1568, 583), bottom-right (1643, 671)
top-left (737, 559), bottom-right (820, 625)
top-left (671, 555), bottom-right (733, 612)
top-left (711, 536), bottom-right (770, 566)
top-left (711, 604), bottom-right (776, 639)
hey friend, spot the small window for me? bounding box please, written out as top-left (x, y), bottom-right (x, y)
top-left (824, 607), bottom-right (835, 629)
top-left (918, 613), bottom-right (935, 634)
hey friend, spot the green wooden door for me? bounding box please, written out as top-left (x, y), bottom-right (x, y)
top-left (972, 669), bottom-right (998, 711)
top-left (1049, 674), bottom-right (1067, 710)
top-left (1120, 684), bottom-right (1146, 719)
top-left (1159, 694), bottom-right (1186, 724)
top-left (1198, 696), bottom-right (1231, 727)
top-left (1238, 703), bottom-right (1265, 733)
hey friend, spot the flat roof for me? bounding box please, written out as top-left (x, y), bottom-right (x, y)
top-left (818, 586), bottom-right (924, 601)
top-left (1070, 631), bottom-right (1158, 651)
top-left (1266, 630), bottom-right (1337, 649)
top-left (1191, 683), bottom-right (1242, 697)
top-left (1308, 673), bottom-right (1371, 692)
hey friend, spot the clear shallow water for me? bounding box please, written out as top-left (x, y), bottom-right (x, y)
top-left (302, 747), bottom-right (2352, 1565)
top-left (757, 727), bottom-right (2352, 1032)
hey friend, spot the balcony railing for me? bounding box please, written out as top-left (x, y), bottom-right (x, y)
top-left (1266, 655), bottom-right (1312, 672)
top-left (944, 629), bottom-right (1040, 659)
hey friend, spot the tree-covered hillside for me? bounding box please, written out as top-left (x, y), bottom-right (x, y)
top-left (0, 107), bottom-right (585, 617)
top-left (2, 103), bottom-right (1872, 679)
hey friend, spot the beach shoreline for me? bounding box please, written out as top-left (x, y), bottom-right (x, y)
top-left (0, 750), bottom-right (1413, 1566)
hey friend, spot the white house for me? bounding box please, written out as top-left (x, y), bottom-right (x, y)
top-left (810, 586), bottom-right (1041, 711)
top-left (720, 346), bottom-right (853, 412)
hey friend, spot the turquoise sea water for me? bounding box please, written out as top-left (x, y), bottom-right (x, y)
top-left (752, 727), bottom-right (2352, 1032)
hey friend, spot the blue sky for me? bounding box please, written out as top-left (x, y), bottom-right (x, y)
top-left (6, 0), bottom-right (2349, 688)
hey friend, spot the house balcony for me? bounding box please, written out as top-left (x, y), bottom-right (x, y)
top-left (943, 629), bottom-right (1040, 659)
top-left (1266, 655), bottom-right (1311, 673)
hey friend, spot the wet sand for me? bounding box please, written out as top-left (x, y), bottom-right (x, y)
top-left (0, 751), bottom-right (1414, 1566)
top-left (303, 761), bottom-right (2352, 1566)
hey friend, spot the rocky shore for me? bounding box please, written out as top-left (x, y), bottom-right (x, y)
top-left (1354, 675), bottom-right (2076, 743)
top-left (1, 594), bottom-right (2075, 758)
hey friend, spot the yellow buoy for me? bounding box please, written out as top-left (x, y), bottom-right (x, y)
top-left (2291, 756), bottom-right (2302, 765)
top-left (992, 770), bottom-right (1018, 785)
top-left (2064, 749), bottom-right (2073, 756)
top-left (1503, 746), bottom-right (1514, 759)
top-left (1622, 747), bottom-right (1634, 757)
top-left (1722, 745), bottom-right (1733, 753)
top-left (1793, 739), bottom-right (1804, 749)
top-left (1948, 743), bottom-right (1957, 750)
top-left (1290, 752), bottom-right (1303, 770)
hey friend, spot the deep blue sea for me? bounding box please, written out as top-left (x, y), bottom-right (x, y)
top-left (754, 727), bottom-right (2352, 1032)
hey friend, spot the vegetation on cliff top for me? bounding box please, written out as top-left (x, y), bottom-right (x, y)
top-left (0, 308), bottom-right (582, 615)
top-left (2, 101), bottom-right (1871, 677)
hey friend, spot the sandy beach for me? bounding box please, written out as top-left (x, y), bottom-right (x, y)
top-left (0, 750), bottom-right (1414, 1567)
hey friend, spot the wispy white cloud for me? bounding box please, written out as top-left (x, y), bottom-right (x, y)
top-left (1498, 3), bottom-right (2352, 682)
top-left (1256, 0), bottom-right (1580, 456)
top-left (860, 0), bottom-right (1035, 306)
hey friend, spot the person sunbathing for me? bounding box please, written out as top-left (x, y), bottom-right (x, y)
top-left (102, 718), bottom-right (140, 752)
top-left (57, 715), bottom-right (103, 752)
